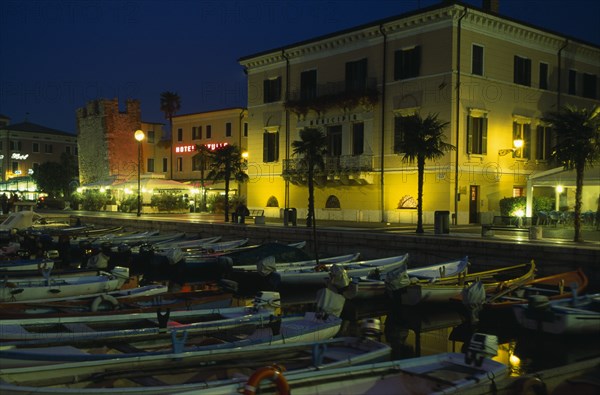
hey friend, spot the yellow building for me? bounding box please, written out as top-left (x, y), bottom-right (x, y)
top-left (171, 107), bottom-right (248, 202)
top-left (239, 2), bottom-right (599, 224)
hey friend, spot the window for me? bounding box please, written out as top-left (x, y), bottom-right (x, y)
top-left (394, 46), bottom-right (421, 80)
top-left (514, 56), bottom-right (531, 86)
top-left (32, 143), bottom-right (39, 153)
top-left (192, 127), bottom-right (197, 140)
top-left (12, 162), bottom-right (18, 173)
top-left (10, 141), bottom-right (21, 150)
top-left (583, 73), bottom-right (597, 99)
top-left (147, 158), bottom-right (155, 172)
top-left (243, 123), bottom-right (248, 137)
top-left (147, 130), bottom-right (155, 143)
top-left (194, 126), bottom-right (202, 140)
top-left (325, 195), bottom-right (341, 209)
top-left (44, 144), bottom-right (53, 153)
top-left (345, 58), bottom-right (367, 92)
top-left (300, 70), bottom-right (317, 100)
top-left (162, 158), bottom-right (168, 172)
top-left (327, 125), bottom-right (342, 157)
top-left (352, 122), bottom-right (364, 156)
top-left (513, 121), bottom-right (531, 159)
top-left (539, 63), bottom-right (548, 90)
top-left (536, 125), bottom-right (552, 161)
top-left (394, 116), bottom-right (409, 153)
top-left (177, 128), bottom-right (183, 142)
top-left (206, 125), bottom-right (212, 139)
top-left (466, 116), bottom-right (488, 155)
top-left (472, 44), bottom-right (484, 76)
top-left (225, 122), bottom-right (232, 137)
top-left (568, 69), bottom-right (577, 95)
top-left (263, 131), bottom-right (279, 162)
top-left (74, 146), bottom-right (78, 155)
top-left (513, 187), bottom-right (525, 197)
top-left (0, 142), bottom-right (2, 150)
top-left (192, 153), bottom-right (207, 171)
top-left (263, 77), bottom-right (282, 103)
top-left (176, 157), bottom-right (183, 172)
top-left (65, 146), bottom-right (71, 154)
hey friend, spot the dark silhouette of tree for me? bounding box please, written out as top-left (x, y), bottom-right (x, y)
top-left (31, 152), bottom-right (79, 198)
top-left (395, 113), bottom-right (455, 234)
top-left (194, 144), bottom-right (212, 212)
top-left (543, 105), bottom-right (600, 242)
top-left (206, 144), bottom-right (249, 222)
top-left (292, 128), bottom-right (327, 228)
top-left (159, 91), bottom-right (181, 179)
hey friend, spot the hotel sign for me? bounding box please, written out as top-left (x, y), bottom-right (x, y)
top-left (174, 143), bottom-right (228, 153)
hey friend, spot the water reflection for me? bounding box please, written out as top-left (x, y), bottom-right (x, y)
top-left (281, 290), bottom-right (600, 376)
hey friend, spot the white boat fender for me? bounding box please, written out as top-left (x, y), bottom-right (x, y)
top-left (90, 294), bottom-right (120, 312)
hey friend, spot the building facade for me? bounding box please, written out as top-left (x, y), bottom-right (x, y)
top-left (171, 107), bottom-right (248, 196)
top-left (76, 98), bottom-right (169, 185)
top-left (0, 118), bottom-right (77, 198)
top-left (239, 1), bottom-right (600, 224)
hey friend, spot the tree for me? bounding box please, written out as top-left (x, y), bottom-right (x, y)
top-left (206, 144), bottom-right (249, 222)
top-left (31, 152), bottom-right (79, 198)
top-left (395, 113), bottom-right (455, 234)
top-left (543, 105), bottom-right (600, 242)
top-left (194, 144), bottom-right (212, 211)
top-left (292, 128), bottom-right (327, 227)
top-left (159, 91), bottom-right (181, 179)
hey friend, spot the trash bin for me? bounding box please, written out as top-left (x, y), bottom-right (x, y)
top-left (283, 208), bottom-right (297, 227)
top-left (434, 210), bottom-right (450, 234)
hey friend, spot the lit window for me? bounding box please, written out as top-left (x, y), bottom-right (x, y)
top-left (513, 121), bottom-right (531, 159)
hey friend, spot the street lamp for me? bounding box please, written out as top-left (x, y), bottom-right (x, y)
top-left (134, 129), bottom-right (145, 217)
top-left (498, 139), bottom-right (524, 157)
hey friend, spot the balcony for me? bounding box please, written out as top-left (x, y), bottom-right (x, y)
top-left (285, 79), bottom-right (379, 117)
top-left (282, 154), bottom-right (374, 186)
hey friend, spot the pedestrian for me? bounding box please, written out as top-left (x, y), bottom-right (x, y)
top-left (0, 193), bottom-right (8, 214)
top-left (236, 203), bottom-right (250, 224)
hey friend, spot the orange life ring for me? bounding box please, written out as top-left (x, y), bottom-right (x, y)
top-left (243, 365), bottom-right (289, 395)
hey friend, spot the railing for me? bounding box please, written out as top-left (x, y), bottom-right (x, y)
top-left (287, 78), bottom-right (378, 102)
top-left (283, 155), bottom-right (373, 181)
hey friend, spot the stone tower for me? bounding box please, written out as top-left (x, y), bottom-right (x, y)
top-left (76, 98), bottom-right (141, 185)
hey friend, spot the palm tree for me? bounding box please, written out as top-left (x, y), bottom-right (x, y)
top-left (159, 91), bottom-right (181, 179)
top-left (543, 105), bottom-right (600, 242)
top-left (206, 144), bottom-right (249, 222)
top-left (395, 113), bottom-right (455, 234)
top-left (292, 128), bottom-right (327, 227)
top-left (194, 144), bottom-right (212, 212)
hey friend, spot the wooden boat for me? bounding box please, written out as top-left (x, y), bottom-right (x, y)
top-left (396, 261), bottom-right (537, 306)
top-left (482, 268), bottom-right (588, 309)
top-left (332, 256), bottom-right (470, 299)
top-left (0, 285), bottom-right (230, 319)
top-left (0, 336), bottom-right (390, 394)
top-left (191, 333), bottom-right (507, 395)
top-left (0, 310), bottom-right (342, 368)
top-left (0, 291), bottom-right (278, 344)
top-left (513, 292), bottom-right (600, 335)
top-left (0, 266), bottom-right (131, 303)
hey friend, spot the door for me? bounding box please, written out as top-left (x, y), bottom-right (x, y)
top-left (469, 185), bottom-right (479, 224)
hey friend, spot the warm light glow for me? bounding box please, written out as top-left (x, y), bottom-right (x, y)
top-left (100, 187), bottom-right (106, 193)
top-left (556, 185), bottom-right (564, 193)
top-left (134, 129), bottom-right (145, 142)
top-left (124, 188), bottom-right (132, 195)
top-left (76, 187), bottom-right (83, 193)
top-left (191, 188), bottom-right (199, 194)
top-left (242, 151), bottom-right (249, 159)
top-left (513, 139), bottom-right (524, 149)
top-left (514, 209), bottom-right (525, 218)
top-left (509, 354), bottom-right (521, 366)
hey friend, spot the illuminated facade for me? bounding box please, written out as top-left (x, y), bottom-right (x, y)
top-left (171, 107), bottom-right (248, 195)
top-left (0, 120), bottom-right (77, 195)
top-left (239, 2), bottom-right (599, 224)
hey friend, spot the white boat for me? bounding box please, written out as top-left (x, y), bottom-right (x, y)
top-left (0, 291), bottom-right (281, 344)
top-left (0, 258), bottom-right (55, 273)
top-left (513, 292), bottom-right (600, 335)
top-left (177, 333), bottom-right (507, 395)
top-left (151, 235), bottom-right (222, 250)
top-left (0, 336), bottom-right (390, 394)
top-left (0, 311), bottom-right (342, 368)
top-left (0, 267), bottom-right (130, 303)
top-left (333, 256), bottom-right (470, 299)
top-left (278, 254), bottom-right (410, 287)
top-left (181, 238), bottom-right (250, 256)
top-left (232, 252), bottom-right (361, 271)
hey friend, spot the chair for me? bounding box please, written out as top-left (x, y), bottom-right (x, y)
top-left (536, 211), bottom-right (548, 225)
top-left (548, 211), bottom-right (560, 226)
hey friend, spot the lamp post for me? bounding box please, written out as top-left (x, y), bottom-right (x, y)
top-left (134, 129), bottom-right (145, 217)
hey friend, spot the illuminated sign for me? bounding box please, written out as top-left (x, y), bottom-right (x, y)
top-left (174, 143), bottom-right (229, 153)
top-left (11, 153), bottom-right (29, 160)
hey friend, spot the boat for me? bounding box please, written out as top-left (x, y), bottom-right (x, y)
top-left (0, 258), bottom-right (55, 273)
top-left (0, 266), bottom-right (131, 303)
top-left (395, 261), bottom-right (537, 306)
top-left (151, 235), bottom-right (222, 250)
top-left (513, 292), bottom-right (600, 335)
top-left (329, 256), bottom-right (470, 299)
top-left (175, 333), bottom-right (507, 395)
top-left (481, 267), bottom-right (588, 309)
top-left (0, 285), bottom-right (230, 319)
top-left (0, 336), bottom-right (390, 394)
top-left (0, 291), bottom-right (278, 344)
top-left (0, 310), bottom-right (342, 368)
top-left (180, 238), bottom-right (250, 256)
top-left (232, 252), bottom-right (361, 271)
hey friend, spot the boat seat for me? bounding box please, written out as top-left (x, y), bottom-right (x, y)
top-left (62, 323), bottom-right (95, 333)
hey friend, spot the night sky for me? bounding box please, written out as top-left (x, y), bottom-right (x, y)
top-left (1, 0), bottom-right (599, 134)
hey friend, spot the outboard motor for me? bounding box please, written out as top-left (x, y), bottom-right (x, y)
top-left (252, 291), bottom-right (282, 313)
top-left (465, 333), bottom-right (498, 367)
top-left (361, 318), bottom-right (382, 340)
